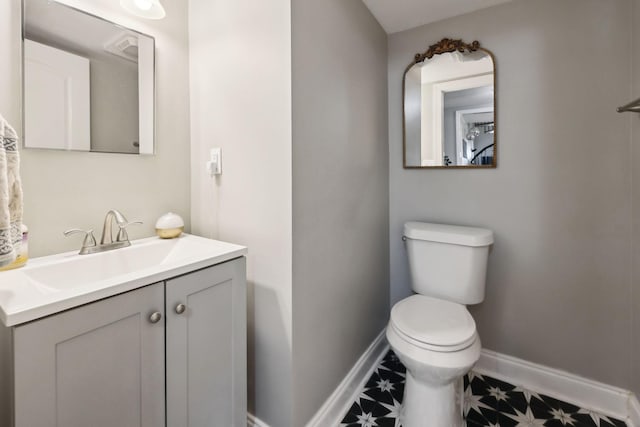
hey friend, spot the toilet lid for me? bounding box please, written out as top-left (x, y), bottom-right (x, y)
top-left (391, 295), bottom-right (476, 349)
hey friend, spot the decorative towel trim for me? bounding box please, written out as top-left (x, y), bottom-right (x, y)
top-left (0, 115), bottom-right (23, 267)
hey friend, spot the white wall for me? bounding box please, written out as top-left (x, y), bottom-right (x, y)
top-left (291, 0), bottom-right (389, 425)
top-left (389, 0), bottom-right (636, 391)
top-left (188, 0), bottom-right (293, 425)
top-left (1, 0), bottom-right (191, 257)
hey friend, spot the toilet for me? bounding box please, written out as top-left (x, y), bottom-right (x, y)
top-left (386, 222), bottom-right (493, 427)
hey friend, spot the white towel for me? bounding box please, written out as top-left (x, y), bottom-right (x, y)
top-left (0, 114), bottom-right (23, 267)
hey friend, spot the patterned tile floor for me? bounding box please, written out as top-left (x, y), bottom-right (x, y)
top-left (340, 350), bottom-right (627, 427)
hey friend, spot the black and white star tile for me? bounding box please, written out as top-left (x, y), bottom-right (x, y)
top-left (340, 350), bottom-right (628, 427)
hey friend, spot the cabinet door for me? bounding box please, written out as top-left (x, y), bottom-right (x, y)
top-left (13, 283), bottom-right (165, 427)
top-left (166, 258), bottom-right (247, 427)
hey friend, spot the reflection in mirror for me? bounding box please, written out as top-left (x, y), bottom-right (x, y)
top-left (403, 39), bottom-right (496, 168)
top-left (23, 0), bottom-right (155, 154)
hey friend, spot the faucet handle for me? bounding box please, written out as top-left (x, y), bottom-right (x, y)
top-left (116, 221), bottom-right (143, 242)
top-left (64, 229), bottom-right (97, 254)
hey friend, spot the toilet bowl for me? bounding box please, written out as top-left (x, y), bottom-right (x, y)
top-left (388, 222), bottom-right (493, 427)
top-left (386, 295), bottom-right (480, 427)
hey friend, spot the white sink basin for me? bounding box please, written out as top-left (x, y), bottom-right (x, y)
top-left (0, 234), bottom-right (247, 326)
top-left (26, 236), bottom-right (223, 292)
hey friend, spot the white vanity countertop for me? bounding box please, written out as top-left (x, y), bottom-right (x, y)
top-left (0, 234), bottom-right (247, 327)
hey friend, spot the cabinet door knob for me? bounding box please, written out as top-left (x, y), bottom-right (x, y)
top-left (149, 311), bottom-right (162, 323)
top-left (175, 303), bottom-right (186, 315)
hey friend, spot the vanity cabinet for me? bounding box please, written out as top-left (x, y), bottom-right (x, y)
top-left (13, 283), bottom-right (166, 427)
top-left (7, 257), bottom-right (246, 427)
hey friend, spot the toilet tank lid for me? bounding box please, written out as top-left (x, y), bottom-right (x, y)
top-left (404, 222), bottom-right (493, 247)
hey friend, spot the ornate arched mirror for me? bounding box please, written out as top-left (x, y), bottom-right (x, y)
top-left (403, 38), bottom-right (496, 168)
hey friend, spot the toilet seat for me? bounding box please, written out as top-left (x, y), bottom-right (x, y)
top-left (390, 295), bottom-right (477, 352)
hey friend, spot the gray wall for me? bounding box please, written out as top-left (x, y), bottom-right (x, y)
top-left (291, 0), bottom-right (389, 425)
top-left (389, 0), bottom-right (636, 391)
top-left (632, 0), bottom-right (640, 395)
top-left (1, 0), bottom-right (191, 257)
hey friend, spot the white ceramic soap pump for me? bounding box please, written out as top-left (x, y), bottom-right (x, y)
top-left (155, 212), bottom-right (184, 239)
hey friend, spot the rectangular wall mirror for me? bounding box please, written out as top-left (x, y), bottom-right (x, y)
top-left (22, 0), bottom-right (155, 155)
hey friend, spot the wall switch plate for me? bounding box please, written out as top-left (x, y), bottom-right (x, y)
top-left (206, 148), bottom-right (222, 176)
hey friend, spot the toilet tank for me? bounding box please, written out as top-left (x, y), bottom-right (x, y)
top-left (404, 222), bottom-right (493, 305)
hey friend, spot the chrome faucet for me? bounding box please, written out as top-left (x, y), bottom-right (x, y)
top-left (101, 209), bottom-right (141, 245)
top-left (64, 209), bottom-right (142, 255)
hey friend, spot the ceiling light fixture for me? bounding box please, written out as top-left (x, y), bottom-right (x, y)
top-left (465, 127), bottom-right (480, 141)
top-left (120, 0), bottom-right (166, 20)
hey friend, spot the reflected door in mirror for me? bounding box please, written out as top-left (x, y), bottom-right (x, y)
top-left (24, 40), bottom-right (91, 151)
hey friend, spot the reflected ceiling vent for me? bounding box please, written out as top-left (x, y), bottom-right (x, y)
top-left (103, 33), bottom-right (139, 63)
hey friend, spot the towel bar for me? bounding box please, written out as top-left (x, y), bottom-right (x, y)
top-left (617, 96), bottom-right (640, 113)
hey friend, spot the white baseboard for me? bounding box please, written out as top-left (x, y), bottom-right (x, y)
top-left (251, 343), bottom-right (639, 426)
top-left (476, 349), bottom-right (634, 424)
top-left (628, 395), bottom-right (640, 427)
top-left (305, 329), bottom-right (389, 427)
top-left (247, 413), bottom-right (270, 427)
